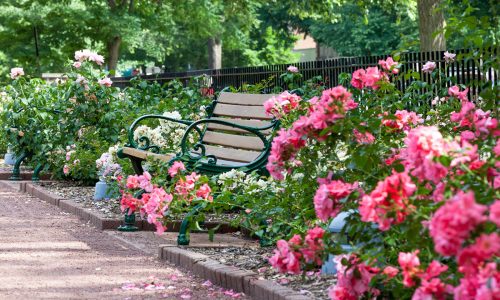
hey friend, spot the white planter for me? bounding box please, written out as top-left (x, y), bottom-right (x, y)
top-left (321, 211), bottom-right (352, 275)
top-left (94, 179), bottom-right (111, 200)
top-left (4, 152), bottom-right (16, 165)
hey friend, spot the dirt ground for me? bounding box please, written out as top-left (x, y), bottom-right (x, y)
top-left (0, 185), bottom-right (249, 299)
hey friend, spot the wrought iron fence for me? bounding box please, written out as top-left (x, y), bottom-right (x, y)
top-left (112, 48), bottom-right (498, 99)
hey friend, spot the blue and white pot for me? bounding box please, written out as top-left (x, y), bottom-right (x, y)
top-left (321, 211), bottom-right (353, 275)
top-left (4, 152), bottom-right (16, 165)
top-left (94, 179), bottom-right (111, 200)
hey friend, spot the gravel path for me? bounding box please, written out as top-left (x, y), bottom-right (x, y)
top-left (0, 185), bottom-right (248, 299)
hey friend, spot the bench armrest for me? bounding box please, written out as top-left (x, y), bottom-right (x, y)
top-left (179, 118), bottom-right (279, 164)
top-left (126, 114), bottom-right (193, 150)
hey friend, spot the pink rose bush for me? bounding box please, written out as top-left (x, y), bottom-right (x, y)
top-left (266, 86), bottom-right (357, 179)
top-left (264, 57), bottom-right (499, 299)
top-left (120, 161), bottom-right (216, 234)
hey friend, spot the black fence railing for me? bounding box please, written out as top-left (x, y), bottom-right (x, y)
top-left (112, 48), bottom-right (498, 99)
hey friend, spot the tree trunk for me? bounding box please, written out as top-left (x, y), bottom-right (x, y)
top-left (207, 37), bottom-right (222, 69)
top-left (107, 36), bottom-right (121, 73)
top-left (417, 0), bottom-right (446, 51)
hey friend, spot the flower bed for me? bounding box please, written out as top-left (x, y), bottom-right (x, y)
top-left (189, 246), bottom-right (336, 300)
top-left (39, 182), bottom-right (121, 219)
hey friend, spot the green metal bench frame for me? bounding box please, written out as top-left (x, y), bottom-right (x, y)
top-left (117, 89), bottom-right (280, 245)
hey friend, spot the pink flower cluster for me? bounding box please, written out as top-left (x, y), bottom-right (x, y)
top-left (397, 251), bottom-right (452, 299)
top-left (352, 129), bottom-right (375, 144)
top-left (168, 161), bottom-right (186, 177)
top-left (351, 67), bottom-right (388, 90)
top-left (313, 179), bottom-right (357, 221)
top-left (287, 65), bottom-right (299, 73)
top-left (402, 126), bottom-right (449, 183)
top-left (359, 171), bottom-right (416, 231)
top-left (269, 226), bottom-right (325, 274)
top-left (378, 56), bottom-right (399, 74)
top-left (328, 254), bottom-right (380, 300)
top-left (457, 233), bottom-right (499, 275)
top-left (382, 110), bottom-right (423, 132)
top-left (122, 171), bottom-right (173, 234)
top-left (267, 86), bottom-right (357, 179)
top-left (454, 262), bottom-right (499, 300)
top-left (74, 49), bottom-right (105, 66)
top-left (98, 77), bottom-right (113, 87)
top-left (428, 190), bottom-right (487, 256)
top-left (263, 91), bottom-right (301, 119)
top-left (448, 85), bottom-right (469, 102)
top-left (450, 99), bottom-right (499, 139)
top-left (10, 67), bottom-right (24, 79)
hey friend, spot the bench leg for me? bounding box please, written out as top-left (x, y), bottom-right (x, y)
top-left (130, 157), bottom-right (144, 175)
top-left (117, 208), bottom-right (138, 232)
top-left (9, 152), bottom-right (29, 181)
top-left (32, 163), bottom-right (44, 181)
top-left (177, 204), bottom-right (204, 246)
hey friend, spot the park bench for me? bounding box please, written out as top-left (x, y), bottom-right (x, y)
top-left (117, 90), bottom-right (279, 245)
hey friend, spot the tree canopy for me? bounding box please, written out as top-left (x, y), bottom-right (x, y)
top-left (0, 0), bottom-right (496, 78)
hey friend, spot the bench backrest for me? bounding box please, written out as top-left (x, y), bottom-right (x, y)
top-left (188, 92), bottom-right (278, 172)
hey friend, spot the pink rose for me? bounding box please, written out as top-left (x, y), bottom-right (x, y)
top-left (448, 85), bottom-right (469, 102)
top-left (351, 69), bottom-right (366, 89)
top-left (63, 164), bottom-right (70, 175)
top-left (196, 183), bottom-right (213, 202)
top-left (429, 190), bottom-right (487, 256)
top-left (98, 77), bottom-right (113, 87)
top-left (168, 161), bottom-right (186, 177)
top-left (489, 200), bottom-right (500, 227)
top-left (10, 67), bottom-right (24, 79)
top-left (378, 56), bottom-right (399, 74)
top-left (422, 61), bottom-right (436, 74)
top-left (287, 65), bottom-right (298, 73)
top-left (444, 51), bottom-right (456, 63)
top-left (73, 61), bottom-right (82, 68)
top-left (383, 266), bottom-right (399, 278)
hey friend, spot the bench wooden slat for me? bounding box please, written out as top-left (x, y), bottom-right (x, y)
top-left (202, 131), bottom-right (265, 151)
top-left (217, 92), bottom-right (276, 106)
top-left (207, 118), bottom-right (272, 134)
top-left (213, 103), bottom-right (271, 120)
top-left (123, 147), bottom-right (173, 162)
top-left (200, 145), bottom-right (261, 163)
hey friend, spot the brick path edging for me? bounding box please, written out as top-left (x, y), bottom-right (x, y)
top-left (0, 171), bottom-right (52, 180)
top-left (159, 245), bottom-right (310, 300)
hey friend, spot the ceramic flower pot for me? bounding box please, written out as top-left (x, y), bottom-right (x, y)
top-left (321, 211), bottom-right (352, 275)
top-left (4, 152), bottom-right (16, 165)
top-left (94, 179), bottom-right (111, 200)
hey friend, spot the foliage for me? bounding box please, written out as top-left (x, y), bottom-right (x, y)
top-left (0, 50), bottom-right (212, 183)
top-left (309, 2), bottom-right (419, 56)
top-left (117, 51), bottom-right (498, 299)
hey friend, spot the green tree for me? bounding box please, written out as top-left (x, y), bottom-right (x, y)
top-left (309, 3), bottom-right (419, 56)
